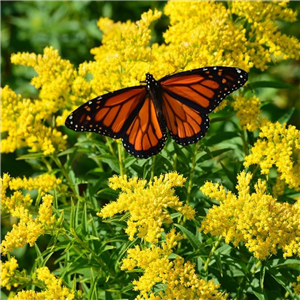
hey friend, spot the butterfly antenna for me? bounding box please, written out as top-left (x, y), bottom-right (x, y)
top-left (148, 48), bottom-right (152, 73)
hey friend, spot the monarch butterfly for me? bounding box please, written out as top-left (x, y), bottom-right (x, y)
top-left (65, 66), bottom-right (248, 158)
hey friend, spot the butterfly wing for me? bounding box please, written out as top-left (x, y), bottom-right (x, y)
top-left (122, 95), bottom-right (167, 158)
top-left (65, 86), bottom-right (166, 158)
top-left (159, 66), bottom-right (248, 145)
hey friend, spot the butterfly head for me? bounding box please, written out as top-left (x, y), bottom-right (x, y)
top-left (143, 73), bottom-right (158, 91)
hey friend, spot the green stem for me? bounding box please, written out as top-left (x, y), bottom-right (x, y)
top-left (173, 153), bottom-right (177, 171)
top-left (118, 142), bottom-right (124, 176)
top-left (150, 155), bottom-right (156, 180)
top-left (186, 142), bottom-right (199, 205)
top-left (52, 153), bottom-right (78, 197)
top-left (235, 259), bottom-right (262, 300)
top-left (240, 130), bottom-right (249, 156)
top-left (69, 229), bottom-right (107, 271)
top-left (203, 236), bottom-right (223, 272)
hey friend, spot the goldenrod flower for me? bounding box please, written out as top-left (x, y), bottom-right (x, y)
top-left (244, 122), bottom-right (300, 191)
top-left (2, 46), bottom-right (71, 155)
top-left (7, 267), bottom-right (74, 300)
top-left (201, 171), bottom-right (300, 259)
top-left (8, 174), bottom-right (61, 194)
top-left (231, 96), bottom-right (268, 131)
top-left (163, 1), bottom-right (299, 72)
top-left (1, 174), bottom-right (58, 256)
top-left (122, 230), bottom-right (227, 299)
top-left (1, 84), bottom-right (67, 155)
top-left (98, 173), bottom-right (195, 243)
top-left (0, 257), bottom-right (19, 290)
top-left (231, 1), bottom-right (299, 70)
top-left (293, 275), bottom-right (300, 295)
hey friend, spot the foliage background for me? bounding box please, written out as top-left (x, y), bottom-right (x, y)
top-left (1, 1), bottom-right (300, 300)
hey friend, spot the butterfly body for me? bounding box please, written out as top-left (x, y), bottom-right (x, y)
top-left (66, 67), bottom-right (248, 158)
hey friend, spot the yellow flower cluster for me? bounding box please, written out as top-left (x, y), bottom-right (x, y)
top-left (163, 1), bottom-right (299, 72)
top-left (8, 267), bottom-right (74, 300)
top-left (293, 275), bottom-right (300, 295)
top-left (11, 46), bottom-right (76, 104)
top-left (1, 173), bottom-right (59, 256)
top-left (98, 173), bottom-right (195, 243)
top-left (1, 46), bottom-right (73, 155)
top-left (231, 96), bottom-right (268, 131)
top-left (244, 122), bottom-right (300, 191)
top-left (163, 1), bottom-right (251, 72)
top-left (0, 257), bottom-right (19, 291)
top-left (231, 1), bottom-right (299, 70)
top-left (86, 9), bottom-right (162, 95)
top-left (200, 171), bottom-right (300, 260)
top-left (1, 84), bottom-right (67, 155)
top-left (8, 173), bottom-right (62, 194)
top-left (122, 230), bottom-right (227, 300)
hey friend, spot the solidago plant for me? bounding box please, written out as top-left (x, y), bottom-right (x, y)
top-left (1, 1), bottom-right (300, 299)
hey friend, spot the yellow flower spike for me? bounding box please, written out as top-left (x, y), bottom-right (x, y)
top-left (8, 267), bottom-right (74, 300)
top-left (0, 257), bottom-right (19, 290)
top-left (201, 171), bottom-right (300, 260)
top-left (8, 174), bottom-right (61, 194)
top-left (293, 275), bottom-right (300, 295)
top-left (162, 1), bottom-right (299, 73)
top-left (244, 122), bottom-right (300, 191)
top-left (38, 194), bottom-right (55, 226)
top-left (231, 96), bottom-right (268, 131)
top-left (1, 85), bottom-right (67, 155)
top-left (1, 216), bottom-right (44, 255)
top-left (122, 229), bottom-right (227, 299)
top-left (98, 173), bottom-right (194, 243)
top-left (1, 174), bottom-right (59, 256)
top-left (11, 47), bottom-right (76, 101)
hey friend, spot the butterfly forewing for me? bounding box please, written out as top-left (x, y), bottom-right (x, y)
top-left (160, 67), bottom-right (248, 112)
top-left (65, 86), bottom-right (147, 138)
top-left (159, 66), bottom-right (247, 145)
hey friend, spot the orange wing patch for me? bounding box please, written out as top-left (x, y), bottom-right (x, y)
top-left (162, 92), bottom-right (205, 143)
top-left (161, 74), bottom-right (220, 109)
top-left (66, 87), bottom-right (147, 138)
top-left (125, 96), bottom-right (164, 152)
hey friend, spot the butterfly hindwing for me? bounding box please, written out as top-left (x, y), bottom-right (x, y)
top-left (161, 90), bottom-right (210, 145)
top-left (159, 66), bottom-right (247, 145)
top-left (123, 95), bottom-right (167, 158)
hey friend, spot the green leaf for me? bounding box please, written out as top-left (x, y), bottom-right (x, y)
top-left (277, 107), bottom-right (295, 124)
top-left (175, 224), bottom-right (201, 250)
top-left (252, 289), bottom-right (266, 300)
top-left (16, 152), bottom-right (45, 160)
top-left (205, 132), bottom-right (239, 146)
top-left (268, 269), bottom-right (294, 296)
top-left (250, 80), bottom-right (299, 90)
